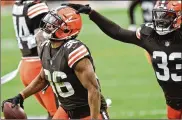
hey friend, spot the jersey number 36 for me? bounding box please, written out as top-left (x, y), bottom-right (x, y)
top-left (153, 51), bottom-right (182, 82)
top-left (44, 69), bottom-right (75, 98)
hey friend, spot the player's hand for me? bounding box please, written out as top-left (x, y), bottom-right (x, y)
top-left (2, 94), bottom-right (24, 111)
top-left (61, 3), bottom-right (92, 14)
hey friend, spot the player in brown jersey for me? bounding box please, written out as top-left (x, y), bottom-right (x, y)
top-left (2, 6), bottom-right (109, 119)
top-left (64, 0), bottom-right (182, 119)
top-left (7, 0), bottom-right (58, 118)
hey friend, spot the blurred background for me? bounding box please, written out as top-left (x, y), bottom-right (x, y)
top-left (1, 0), bottom-right (165, 119)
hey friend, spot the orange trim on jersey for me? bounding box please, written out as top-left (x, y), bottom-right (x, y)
top-left (68, 47), bottom-right (86, 60)
top-left (136, 29), bottom-right (141, 39)
top-left (28, 4), bottom-right (47, 14)
top-left (68, 51), bottom-right (88, 67)
top-left (28, 8), bottom-right (48, 16)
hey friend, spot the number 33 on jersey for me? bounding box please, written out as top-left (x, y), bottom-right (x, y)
top-left (153, 51), bottom-right (182, 82)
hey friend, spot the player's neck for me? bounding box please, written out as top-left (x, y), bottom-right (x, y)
top-left (51, 41), bottom-right (64, 48)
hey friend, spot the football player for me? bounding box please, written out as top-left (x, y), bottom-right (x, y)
top-left (64, 0), bottom-right (182, 119)
top-left (3, 6), bottom-right (109, 119)
top-left (128, 0), bottom-right (155, 31)
top-left (11, 0), bottom-right (57, 118)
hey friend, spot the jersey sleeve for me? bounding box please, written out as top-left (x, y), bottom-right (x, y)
top-left (65, 40), bottom-right (91, 69)
top-left (27, 2), bottom-right (49, 19)
top-left (137, 23), bottom-right (155, 40)
top-left (27, 2), bottom-right (49, 29)
top-left (89, 10), bottom-right (144, 47)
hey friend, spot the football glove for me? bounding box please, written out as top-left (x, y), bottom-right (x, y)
top-left (61, 3), bottom-right (92, 14)
top-left (2, 94), bottom-right (24, 111)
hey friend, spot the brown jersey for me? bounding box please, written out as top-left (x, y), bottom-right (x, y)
top-left (39, 39), bottom-right (107, 111)
top-left (136, 24), bottom-right (182, 110)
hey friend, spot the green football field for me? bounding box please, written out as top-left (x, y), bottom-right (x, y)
top-left (1, 8), bottom-right (167, 119)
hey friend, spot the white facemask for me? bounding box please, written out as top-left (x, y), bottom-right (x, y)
top-left (155, 26), bottom-right (175, 35)
top-left (43, 31), bottom-right (52, 40)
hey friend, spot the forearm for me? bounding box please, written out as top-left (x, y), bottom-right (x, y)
top-left (89, 10), bottom-right (140, 44)
top-left (83, 72), bottom-right (101, 119)
top-left (88, 88), bottom-right (101, 119)
top-left (74, 58), bottom-right (101, 119)
top-left (81, 72), bottom-right (101, 118)
top-left (20, 75), bottom-right (47, 99)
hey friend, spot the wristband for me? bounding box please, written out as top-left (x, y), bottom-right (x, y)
top-left (20, 92), bottom-right (25, 99)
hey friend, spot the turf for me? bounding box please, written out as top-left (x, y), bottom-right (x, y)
top-left (1, 8), bottom-right (166, 119)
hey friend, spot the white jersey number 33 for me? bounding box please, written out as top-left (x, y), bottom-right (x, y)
top-left (153, 51), bottom-right (182, 82)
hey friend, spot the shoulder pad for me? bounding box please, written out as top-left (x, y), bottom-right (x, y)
top-left (63, 39), bottom-right (81, 50)
top-left (27, 2), bottom-right (49, 19)
top-left (140, 23), bottom-right (154, 36)
top-left (65, 39), bottom-right (90, 68)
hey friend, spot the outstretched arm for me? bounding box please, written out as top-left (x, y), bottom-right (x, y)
top-left (89, 10), bottom-right (142, 46)
top-left (62, 3), bottom-right (143, 46)
top-left (74, 58), bottom-right (101, 119)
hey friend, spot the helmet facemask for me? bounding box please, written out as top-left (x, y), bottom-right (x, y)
top-left (152, 9), bottom-right (177, 35)
top-left (40, 11), bottom-right (68, 41)
top-left (40, 6), bottom-right (82, 41)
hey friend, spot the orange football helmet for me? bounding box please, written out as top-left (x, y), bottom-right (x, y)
top-left (41, 6), bottom-right (82, 41)
top-left (152, 0), bottom-right (181, 35)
